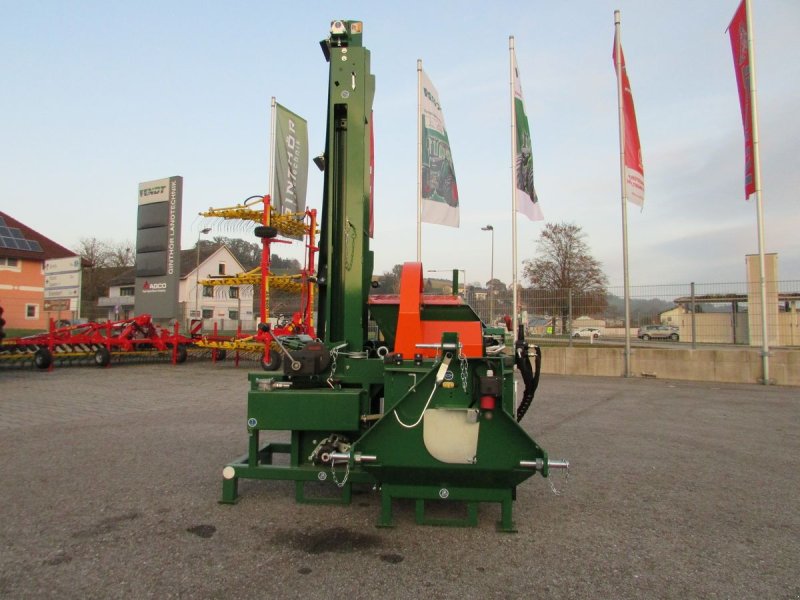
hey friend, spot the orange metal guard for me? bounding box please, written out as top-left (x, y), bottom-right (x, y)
top-left (393, 262), bottom-right (483, 359)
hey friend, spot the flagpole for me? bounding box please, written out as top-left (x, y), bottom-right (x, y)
top-left (268, 97), bottom-right (276, 201)
top-left (509, 36), bottom-right (520, 339)
top-left (614, 11), bottom-right (632, 378)
top-left (263, 97), bottom-right (277, 323)
top-left (745, 0), bottom-right (770, 384)
top-left (417, 59), bottom-right (423, 263)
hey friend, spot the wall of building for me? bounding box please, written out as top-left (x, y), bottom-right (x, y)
top-left (746, 253), bottom-right (780, 347)
top-left (778, 307), bottom-right (799, 346)
top-left (180, 246), bottom-right (254, 330)
top-left (0, 258), bottom-right (48, 330)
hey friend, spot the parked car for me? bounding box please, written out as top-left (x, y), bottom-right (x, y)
top-left (572, 327), bottom-right (601, 339)
top-left (637, 324), bottom-right (680, 341)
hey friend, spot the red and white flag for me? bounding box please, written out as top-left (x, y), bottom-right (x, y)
top-left (613, 33), bottom-right (645, 207)
top-left (728, 0), bottom-right (755, 199)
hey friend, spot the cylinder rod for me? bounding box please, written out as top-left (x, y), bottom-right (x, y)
top-left (519, 458), bottom-right (569, 471)
top-left (329, 452), bottom-right (377, 464)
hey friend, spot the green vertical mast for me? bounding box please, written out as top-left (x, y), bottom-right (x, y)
top-left (316, 20), bottom-right (375, 351)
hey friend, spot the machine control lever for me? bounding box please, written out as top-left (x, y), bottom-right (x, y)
top-left (435, 352), bottom-right (453, 385)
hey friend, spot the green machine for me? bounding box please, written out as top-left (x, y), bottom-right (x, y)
top-left (220, 20), bottom-right (567, 531)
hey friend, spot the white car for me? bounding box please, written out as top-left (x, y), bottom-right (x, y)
top-left (637, 324), bottom-right (680, 341)
top-left (572, 327), bottom-right (601, 339)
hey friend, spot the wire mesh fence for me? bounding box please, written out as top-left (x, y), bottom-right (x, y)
top-left (12, 278), bottom-right (797, 349)
top-left (461, 280), bottom-right (800, 347)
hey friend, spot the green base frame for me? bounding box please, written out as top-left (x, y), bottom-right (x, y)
top-left (376, 483), bottom-right (519, 533)
top-left (219, 440), bottom-right (373, 506)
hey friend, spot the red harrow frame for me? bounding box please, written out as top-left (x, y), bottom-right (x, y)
top-left (0, 314), bottom-right (194, 370)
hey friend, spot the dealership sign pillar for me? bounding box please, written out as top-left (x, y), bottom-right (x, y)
top-left (44, 256), bottom-right (82, 319)
top-left (135, 176), bottom-right (182, 323)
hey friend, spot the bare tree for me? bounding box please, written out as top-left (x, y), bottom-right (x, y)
top-left (522, 223), bottom-right (608, 333)
top-left (371, 264), bottom-right (404, 295)
top-left (75, 237), bottom-right (112, 268)
top-left (74, 238), bottom-right (134, 268)
top-left (74, 237), bottom-right (135, 304)
top-left (107, 241), bottom-right (135, 267)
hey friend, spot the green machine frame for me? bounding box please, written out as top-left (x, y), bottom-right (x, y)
top-left (220, 20), bottom-right (566, 531)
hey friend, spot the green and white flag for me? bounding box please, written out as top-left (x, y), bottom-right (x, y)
top-left (420, 68), bottom-right (459, 227)
top-left (272, 102), bottom-right (309, 215)
top-left (512, 49), bottom-right (543, 221)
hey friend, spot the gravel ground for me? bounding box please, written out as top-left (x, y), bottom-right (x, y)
top-left (0, 362), bottom-right (798, 599)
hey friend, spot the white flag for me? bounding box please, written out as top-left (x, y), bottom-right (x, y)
top-left (512, 49), bottom-right (543, 221)
top-left (420, 69), bottom-right (459, 227)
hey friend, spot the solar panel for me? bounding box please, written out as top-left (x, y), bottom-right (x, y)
top-left (0, 235), bottom-right (44, 252)
top-left (0, 219), bottom-right (45, 252)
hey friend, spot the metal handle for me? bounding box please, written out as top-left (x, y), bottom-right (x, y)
top-left (329, 451), bottom-right (377, 464)
top-left (519, 458), bottom-right (569, 472)
top-left (547, 459), bottom-right (570, 470)
top-left (415, 342), bottom-right (461, 350)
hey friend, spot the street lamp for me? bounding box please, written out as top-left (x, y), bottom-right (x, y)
top-left (481, 225), bottom-right (494, 325)
top-left (195, 227), bottom-right (211, 327)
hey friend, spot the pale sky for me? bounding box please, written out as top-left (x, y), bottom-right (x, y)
top-left (2, 1), bottom-right (798, 288)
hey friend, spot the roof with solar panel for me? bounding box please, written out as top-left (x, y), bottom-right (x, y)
top-left (0, 211), bottom-right (76, 261)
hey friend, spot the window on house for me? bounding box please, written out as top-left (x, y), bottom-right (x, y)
top-left (218, 263), bottom-right (226, 275)
top-left (202, 286), bottom-right (214, 297)
top-left (25, 304), bottom-right (38, 319)
top-left (0, 257), bottom-right (20, 270)
top-left (228, 310), bottom-right (239, 320)
top-left (120, 286), bottom-right (134, 297)
top-left (202, 309), bottom-right (214, 319)
top-left (229, 286), bottom-right (239, 299)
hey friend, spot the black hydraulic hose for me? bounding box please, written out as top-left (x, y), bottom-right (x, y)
top-left (515, 338), bottom-right (541, 423)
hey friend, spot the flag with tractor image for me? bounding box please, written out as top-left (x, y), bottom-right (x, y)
top-left (512, 46), bottom-right (543, 221)
top-left (420, 69), bottom-right (459, 227)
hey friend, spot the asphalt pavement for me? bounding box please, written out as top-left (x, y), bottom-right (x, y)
top-left (0, 361), bottom-right (798, 599)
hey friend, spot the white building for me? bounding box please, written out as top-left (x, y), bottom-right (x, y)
top-left (99, 244), bottom-right (255, 330)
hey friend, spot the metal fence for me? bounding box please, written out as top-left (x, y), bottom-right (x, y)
top-left (462, 280), bottom-right (800, 347)
top-left (13, 279), bottom-right (798, 349)
top-left (168, 279), bottom-right (800, 346)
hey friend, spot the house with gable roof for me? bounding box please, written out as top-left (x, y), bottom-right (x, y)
top-left (97, 243), bottom-right (254, 329)
top-left (0, 211), bottom-right (79, 331)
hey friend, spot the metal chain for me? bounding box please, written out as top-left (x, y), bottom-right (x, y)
top-left (327, 343), bottom-right (347, 388)
top-left (459, 347), bottom-right (468, 393)
top-left (327, 347), bottom-right (338, 388)
top-left (548, 466), bottom-right (570, 496)
top-left (331, 458), bottom-right (350, 488)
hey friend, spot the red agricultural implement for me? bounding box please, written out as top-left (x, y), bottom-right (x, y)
top-left (194, 196), bottom-right (318, 369)
top-left (192, 311), bottom-right (316, 370)
top-left (0, 314), bottom-right (193, 370)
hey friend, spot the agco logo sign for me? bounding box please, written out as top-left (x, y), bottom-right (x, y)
top-left (142, 280), bottom-right (167, 293)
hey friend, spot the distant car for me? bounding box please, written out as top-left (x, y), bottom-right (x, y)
top-left (572, 327), bottom-right (601, 339)
top-left (637, 324), bottom-right (680, 341)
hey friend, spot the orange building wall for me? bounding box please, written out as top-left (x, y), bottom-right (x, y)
top-left (0, 258), bottom-right (48, 331)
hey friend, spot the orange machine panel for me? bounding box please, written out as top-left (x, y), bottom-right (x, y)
top-left (393, 262), bottom-right (483, 359)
